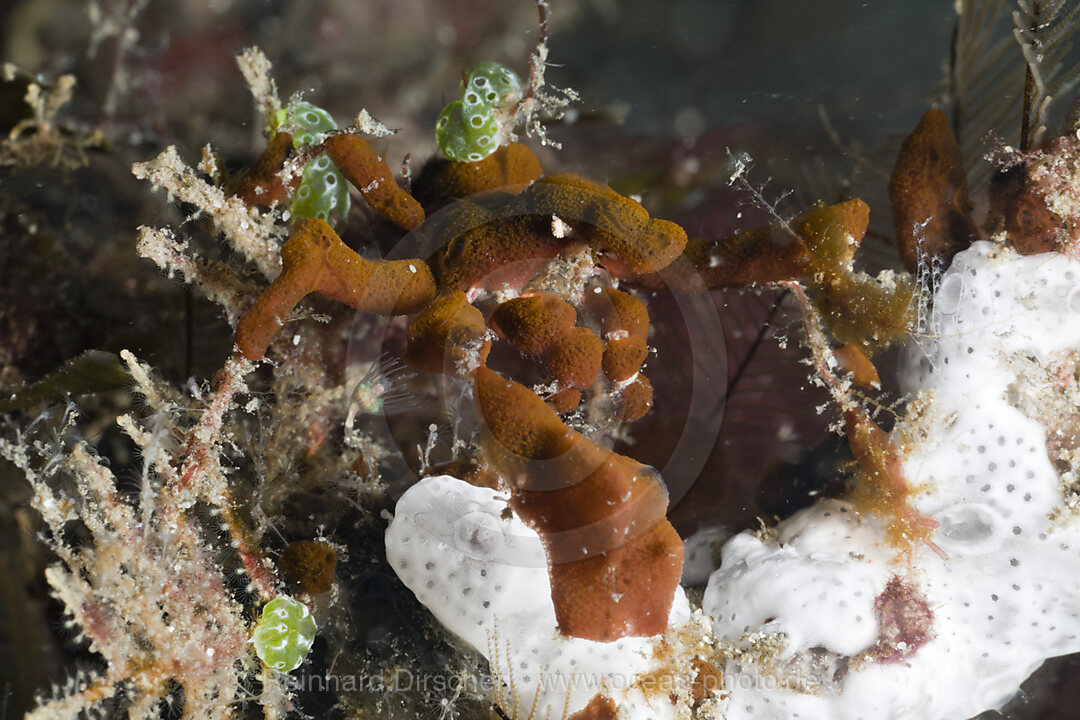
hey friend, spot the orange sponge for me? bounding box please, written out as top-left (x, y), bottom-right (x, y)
top-left (546, 326), bottom-right (604, 389)
top-left (547, 387), bottom-right (582, 414)
top-left (234, 217), bottom-right (435, 360)
top-left (404, 290), bottom-right (489, 374)
top-left (323, 133), bottom-right (425, 231)
top-left (278, 540), bottom-right (337, 595)
top-left (416, 143), bottom-right (543, 209)
top-left (231, 130), bottom-right (297, 207)
top-left (524, 174), bottom-right (688, 274)
top-left (637, 199), bottom-right (869, 292)
top-left (431, 175), bottom-right (689, 291)
top-left (617, 374), bottom-right (653, 422)
top-left (489, 293), bottom-right (577, 356)
top-left (434, 209), bottom-right (563, 291)
top-left (586, 287), bottom-right (649, 340)
top-left (834, 344), bottom-right (881, 389)
top-left (585, 288), bottom-right (650, 383)
top-left (601, 337), bottom-right (647, 383)
top-left (888, 108), bottom-right (976, 272)
top-left (474, 367), bottom-right (683, 641)
top-left (549, 520), bottom-right (683, 641)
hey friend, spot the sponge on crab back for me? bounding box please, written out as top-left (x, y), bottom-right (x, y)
top-left (474, 366), bottom-right (683, 641)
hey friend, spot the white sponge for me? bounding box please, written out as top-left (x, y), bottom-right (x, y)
top-left (703, 242), bottom-right (1080, 719)
top-left (386, 475), bottom-right (696, 720)
top-left (387, 243), bottom-right (1080, 720)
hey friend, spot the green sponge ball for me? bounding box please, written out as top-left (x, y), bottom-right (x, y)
top-left (283, 101), bottom-right (350, 230)
top-left (252, 596), bottom-right (317, 673)
top-left (291, 154), bottom-right (349, 228)
top-left (436, 99), bottom-right (499, 163)
top-left (288, 101), bottom-right (336, 146)
top-left (463, 61), bottom-right (523, 109)
top-left (435, 62), bottom-right (524, 163)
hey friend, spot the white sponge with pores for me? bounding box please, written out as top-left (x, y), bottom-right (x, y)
top-left (704, 242), bottom-right (1080, 719)
top-left (386, 475), bottom-right (695, 720)
top-left (705, 500), bottom-right (892, 657)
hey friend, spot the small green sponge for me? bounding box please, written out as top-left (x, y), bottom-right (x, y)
top-left (252, 596), bottom-right (317, 672)
top-left (435, 62), bottom-right (522, 163)
top-left (285, 101), bottom-right (351, 230)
